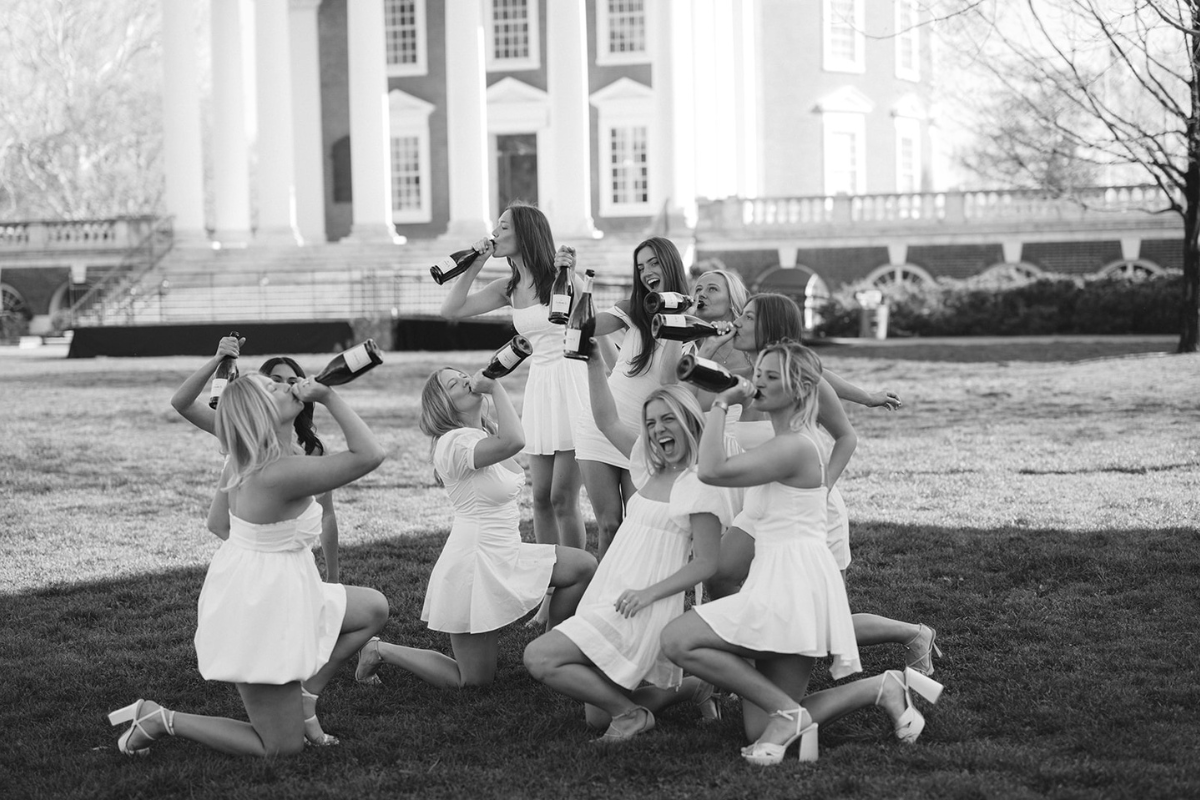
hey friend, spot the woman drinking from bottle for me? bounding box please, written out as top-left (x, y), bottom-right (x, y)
top-left (707, 293), bottom-right (942, 677)
top-left (571, 237), bottom-right (690, 557)
top-left (353, 366), bottom-right (596, 689)
top-left (172, 339), bottom-right (342, 584)
top-left (439, 202), bottom-right (589, 627)
top-left (661, 341), bottom-right (943, 766)
top-left (108, 374), bottom-right (389, 756)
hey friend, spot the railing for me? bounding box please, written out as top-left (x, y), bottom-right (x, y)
top-left (0, 216), bottom-right (161, 252)
top-left (700, 184), bottom-right (1181, 236)
top-left (73, 267), bottom-right (634, 327)
top-left (62, 217), bottom-right (175, 328)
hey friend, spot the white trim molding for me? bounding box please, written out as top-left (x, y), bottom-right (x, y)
top-left (486, 0), bottom-right (541, 72)
top-left (591, 78), bottom-right (656, 217)
top-left (388, 89), bottom-right (435, 222)
top-left (595, 0), bottom-right (651, 66)
top-left (823, 0), bottom-right (864, 74)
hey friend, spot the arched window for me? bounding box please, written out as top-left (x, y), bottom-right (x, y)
top-left (863, 263), bottom-right (934, 289)
top-left (1098, 259), bottom-right (1164, 279)
top-left (1, 283), bottom-right (29, 342)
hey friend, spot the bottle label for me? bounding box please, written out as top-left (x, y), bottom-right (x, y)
top-left (496, 346), bottom-right (521, 369)
top-left (210, 378), bottom-right (228, 398)
top-left (564, 329), bottom-right (582, 353)
top-left (660, 314), bottom-right (687, 327)
top-left (344, 344), bottom-right (372, 373)
top-left (550, 294), bottom-right (571, 314)
top-left (433, 255), bottom-right (455, 272)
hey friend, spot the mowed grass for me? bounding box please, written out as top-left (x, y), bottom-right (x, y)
top-left (1, 337), bottom-right (1197, 799)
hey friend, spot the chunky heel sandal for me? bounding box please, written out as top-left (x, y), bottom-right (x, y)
top-left (740, 707), bottom-right (818, 765)
top-left (877, 667), bottom-right (943, 744)
top-left (108, 699), bottom-right (175, 756)
top-left (355, 636), bottom-right (383, 686)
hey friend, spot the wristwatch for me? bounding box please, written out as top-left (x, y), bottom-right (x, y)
top-left (712, 400), bottom-right (730, 413)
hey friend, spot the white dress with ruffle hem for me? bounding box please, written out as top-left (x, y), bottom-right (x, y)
top-left (511, 303), bottom-right (588, 455)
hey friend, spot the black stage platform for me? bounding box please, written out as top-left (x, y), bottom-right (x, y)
top-left (67, 318), bottom-right (514, 358)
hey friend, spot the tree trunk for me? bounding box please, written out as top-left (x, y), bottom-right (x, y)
top-left (1182, 5), bottom-right (1200, 353)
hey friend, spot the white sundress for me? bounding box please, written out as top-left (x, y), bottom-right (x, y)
top-left (511, 303), bottom-right (588, 455)
top-left (195, 500), bottom-right (347, 684)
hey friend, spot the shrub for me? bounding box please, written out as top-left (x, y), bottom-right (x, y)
top-left (813, 271), bottom-right (1181, 337)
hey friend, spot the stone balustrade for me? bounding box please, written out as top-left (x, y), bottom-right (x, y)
top-left (0, 217), bottom-right (159, 252)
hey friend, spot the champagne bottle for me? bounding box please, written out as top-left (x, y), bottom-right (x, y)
top-left (677, 354), bottom-right (762, 399)
top-left (429, 237), bottom-right (493, 285)
top-left (563, 269), bottom-right (596, 361)
top-left (651, 313), bottom-right (721, 342)
top-left (314, 339), bottom-right (384, 386)
top-left (208, 330), bottom-right (240, 409)
top-left (643, 291), bottom-right (693, 315)
top-left (481, 335), bottom-right (533, 379)
top-left (548, 253), bottom-right (575, 325)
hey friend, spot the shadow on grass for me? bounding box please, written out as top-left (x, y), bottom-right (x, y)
top-left (2, 522), bottom-right (1198, 800)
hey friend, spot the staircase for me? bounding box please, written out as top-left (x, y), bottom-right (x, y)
top-left (67, 232), bottom-right (683, 327)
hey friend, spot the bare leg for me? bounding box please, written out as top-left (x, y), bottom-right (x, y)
top-left (852, 613), bottom-right (920, 647)
top-left (550, 451), bottom-right (586, 550)
top-left (705, 527), bottom-right (754, 600)
top-left (116, 684), bottom-right (306, 757)
top-left (546, 545), bottom-right (597, 628)
top-left (661, 611), bottom-right (812, 747)
top-left (362, 631), bottom-right (500, 689)
top-left (578, 460), bottom-right (625, 558)
top-left (302, 585), bottom-right (389, 696)
top-left (524, 630), bottom-right (637, 719)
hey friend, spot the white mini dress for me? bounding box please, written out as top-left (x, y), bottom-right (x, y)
top-left (195, 500), bottom-right (346, 684)
top-left (555, 443), bottom-right (742, 689)
top-left (511, 303), bottom-right (588, 455)
top-left (421, 428), bottom-right (558, 634)
top-left (695, 433), bottom-right (861, 679)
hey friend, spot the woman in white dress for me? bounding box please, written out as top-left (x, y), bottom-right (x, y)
top-left (354, 367), bottom-right (596, 689)
top-left (440, 202), bottom-right (589, 627)
top-left (661, 342), bottom-right (943, 765)
top-left (705, 293), bottom-right (942, 675)
top-left (108, 374), bottom-right (389, 757)
top-left (171, 338), bottom-right (341, 586)
top-left (573, 237), bottom-right (690, 556)
top-left (523, 349), bottom-right (738, 742)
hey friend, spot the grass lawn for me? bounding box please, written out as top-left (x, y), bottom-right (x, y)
top-left (1, 337), bottom-right (1197, 799)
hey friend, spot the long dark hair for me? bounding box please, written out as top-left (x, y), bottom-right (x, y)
top-left (504, 202), bottom-right (556, 305)
top-left (258, 356), bottom-right (325, 456)
top-left (628, 237), bottom-right (689, 376)
top-left (747, 293), bottom-right (804, 351)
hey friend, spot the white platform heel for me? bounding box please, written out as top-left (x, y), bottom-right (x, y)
top-left (878, 667), bottom-right (943, 744)
top-left (740, 707), bottom-right (818, 765)
top-left (108, 699), bottom-right (175, 756)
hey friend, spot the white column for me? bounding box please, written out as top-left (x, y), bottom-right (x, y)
top-left (253, 0), bottom-right (302, 244)
top-left (652, 0), bottom-right (696, 229)
top-left (709, 0), bottom-right (740, 199)
top-left (442, 0), bottom-right (492, 240)
top-left (211, 0), bottom-right (252, 246)
top-left (344, 0), bottom-right (400, 243)
top-left (290, 0), bottom-right (327, 244)
top-left (545, 0), bottom-right (596, 238)
top-left (160, 0), bottom-right (208, 245)
top-left (733, 0), bottom-right (759, 198)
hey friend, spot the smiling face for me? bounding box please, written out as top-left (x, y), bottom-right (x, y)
top-left (693, 272), bottom-right (734, 321)
top-left (635, 245), bottom-right (665, 292)
top-left (490, 209), bottom-right (516, 259)
top-left (731, 299), bottom-right (758, 352)
top-left (437, 368), bottom-right (480, 414)
top-left (644, 398), bottom-right (691, 468)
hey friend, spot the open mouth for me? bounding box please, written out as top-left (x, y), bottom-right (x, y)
top-left (643, 274), bottom-right (660, 290)
top-left (658, 435), bottom-right (676, 457)
top-left (695, 299), bottom-right (707, 310)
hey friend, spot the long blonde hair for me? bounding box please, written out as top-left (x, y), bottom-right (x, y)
top-left (419, 368), bottom-right (497, 482)
top-left (214, 374), bottom-right (287, 491)
top-left (755, 340), bottom-right (823, 432)
top-left (640, 384), bottom-right (705, 476)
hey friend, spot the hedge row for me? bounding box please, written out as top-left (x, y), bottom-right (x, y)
top-left (815, 271), bottom-right (1183, 337)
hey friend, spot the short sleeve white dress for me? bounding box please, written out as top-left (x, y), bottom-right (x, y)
top-left (421, 427), bottom-right (558, 634)
top-left (511, 303), bottom-right (588, 455)
top-left (195, 500), bottom-right (347, 684)
top-left (554, 441), bottom-right (743, 690)
top-left (695, 432), bottom-right (861, 680)
top-left (573, 307), bottom-right (669, 469)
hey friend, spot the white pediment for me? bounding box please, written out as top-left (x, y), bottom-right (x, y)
top-left (389, 88), bottom-right (435, 118)
top-left (487, 78), bottom-right (549, 132)
top-left (589, 77), bottom-right (654, 107)
top-left (813, 86), bottom-right (875, 115)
